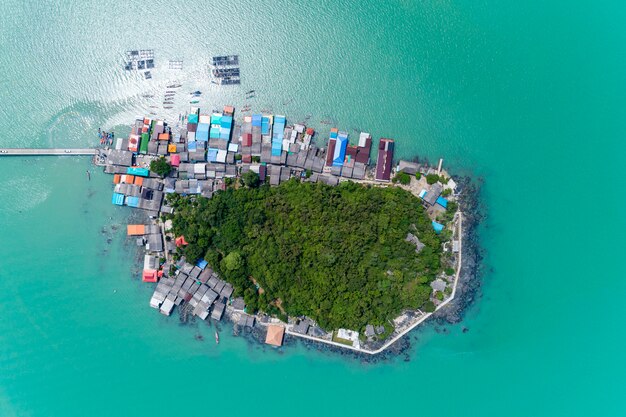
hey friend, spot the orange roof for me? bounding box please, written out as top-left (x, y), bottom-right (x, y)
top-left (120, 174), bottom-right (135, 184)
top-left (265, 325), bottom-right (285, 346)
top-left (113, 174), bottom-right (121, 184)
top-left (168, 144), bottom-right (177, 153)
top-left (142, 269), bottom-right (158, 283)
top-left (127, 225), bottom-right (146, 236)
top-left (330, 127), bottom-right (339, 133)
top-left (224, 105), bottom-right (234, 114)
top-left (158, 133), bottom-right (170, 141)
top-left (175, 236), bottom-right (188, 247)
top-left (134, 176), bottom-right (144, 186)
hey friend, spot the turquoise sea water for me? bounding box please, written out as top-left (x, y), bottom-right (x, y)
top-left (1, 1), bottom-right (626, 416)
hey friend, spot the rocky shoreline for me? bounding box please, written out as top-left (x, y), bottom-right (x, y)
top-left (117, 170), bottom-right (484, 363)
top-left (209, 174), bottom-right (485, 363)
top-left (433, 175), bottom-right (485, 326)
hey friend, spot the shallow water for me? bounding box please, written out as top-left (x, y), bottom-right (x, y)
top-left (1, 1), bottom-right (625, 416)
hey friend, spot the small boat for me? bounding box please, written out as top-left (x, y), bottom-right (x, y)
top-left (163, 106), bottom-right (173, 109)
top-left (246, 90), bottom-right (255, 94)
top-left (141, 94), bottom-right (154, 98)
top-left (215, 331), bottom-right (219, 344)
top-left (163, 101), bottom-right (174, 105)
top-left (166, 84), bottom-right (182, 88)
top-left (211, 81), bottom-right (217, 84)
top-left (149, 105), bottom-right (158, 108)
top-left (190, 100), bottom-right (200, 104)
top-left (190, 90), bottom-right (202, 96)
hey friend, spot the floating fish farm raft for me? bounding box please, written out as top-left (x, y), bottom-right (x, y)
top-left (210, 55), bottom-right (240, 85)
top-left (124, 49), bottom-right (155, 71)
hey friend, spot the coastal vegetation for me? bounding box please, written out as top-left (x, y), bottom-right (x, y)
top-left (392, 171), bottom-right (411, 185)
top-left (426, 173), bottom-right (440, 184)
top-left (166, 179), bottom-right (445, 330)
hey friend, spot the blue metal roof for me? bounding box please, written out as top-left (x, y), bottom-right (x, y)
top-left (207, 149), bottom-right (218, 162)
top-left (126, 196), bottom-right (139, 208)
top-left (126, 167), bottom-right (150, 177)
top-left (196, 129), bottom-right (209, 141)
top-left (332, 134), bottom-right (348, 166)
top-left (111, 193), bottom-right (125, 206)
top-left (432, 221), bottom-right (444, 234)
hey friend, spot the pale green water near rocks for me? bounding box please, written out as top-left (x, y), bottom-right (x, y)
top-left (1, 1), bottom-right (625, 416)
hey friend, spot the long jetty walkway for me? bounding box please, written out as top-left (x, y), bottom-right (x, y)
top-left (0, 148), bottom-right (97, 156)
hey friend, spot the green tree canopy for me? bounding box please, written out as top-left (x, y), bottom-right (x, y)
top-left (426, 174), bottom-right (440, 185)
top-left (150, 157), bottom-right (172, 178)
top-left (222, 251), bottom-right (243, 271)
top-left (392, 172), bottom-right (411, 185)
top-left (241, 170), bottom-right (260, 188)
top-left (168, 180), bottom-right (444, 330)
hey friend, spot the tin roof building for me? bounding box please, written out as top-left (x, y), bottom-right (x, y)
top-left (332, 131), bottom-right (348, 167)
top-left (375, 138), bottom-right (394, 181)
top-left (265, 325), bottom-right (285, 346)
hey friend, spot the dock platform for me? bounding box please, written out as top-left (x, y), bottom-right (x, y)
top-left (0, 148), bottom-right (97, 156)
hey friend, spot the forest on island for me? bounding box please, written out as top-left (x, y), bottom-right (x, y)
top-left (166, 178), bottom-right (444, 330)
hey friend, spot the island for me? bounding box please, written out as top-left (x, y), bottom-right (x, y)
top-left (94, 100), bottom-right (472, 355)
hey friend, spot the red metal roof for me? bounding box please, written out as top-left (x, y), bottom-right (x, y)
top-left (142, 269), bottom-right (158, 283)
top-left (243, 133), bottom-right (252, 147)
top-left (326, 139), bottom-right (336, 166)
top-left (375, 138), bottom-right (394, 181)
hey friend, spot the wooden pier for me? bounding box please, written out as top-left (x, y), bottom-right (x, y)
top-left (0, 148), bottom-right (98, 156)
